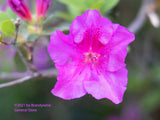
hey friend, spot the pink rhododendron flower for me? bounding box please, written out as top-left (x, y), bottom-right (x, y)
top-left (7, 0), bottom-right (32, 22)
top-left (36, 0), bottom-right (51, 22)
top-left (47, 9), bottom-right (135, 104)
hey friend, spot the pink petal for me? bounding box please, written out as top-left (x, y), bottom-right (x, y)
top-left (97, 47), bottom-right (126, 72)
top-left (52, 63), bottom-right (90, 99)
top-left (107, 24), bottom-right (135, 71)
top-left (98, 24), bottom-right (135, 72)
top-left (47, 30), bottom-right (81, 66)
top-left (110, 24), bottom-right (135, 51)
top-left (70, 9), bottom-right (113, 45)
top-left (84, 68), bottom-right (128, 104)
top-left (107, 47), bottom-right (127, 71)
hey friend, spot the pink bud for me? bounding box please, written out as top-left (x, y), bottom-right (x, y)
top-left (36, 0), bottom-right (51, 22)
top-left (7, 0), bottom-right (32, 22)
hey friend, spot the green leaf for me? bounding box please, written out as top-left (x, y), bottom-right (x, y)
top-left (1, 20), bottom-right (15, 37)
top-left (55, 12), bottom-right (74, 21)
top-left (43, 14), bottom-right (55, 25)
top-left (67, 5), bottom-right (82, 17)
top-left (43, 23), bottom-right (71, 35)
top-left (101, 0), bottom-right (119, 13)
top-left (42, 28), bottom-right (57, 35)
top-left (0, 33), bottom-right (2, 41)
top-left (0, 11), bottom-right (10, 23)
top-left (27, 34), bottom-right (39, 42)
top-left (58, 0), bottom-right (86, 18)
top-left (91, 0), bottom-right (105, 10)
top-left (59, 0), bottom-right (86, 10)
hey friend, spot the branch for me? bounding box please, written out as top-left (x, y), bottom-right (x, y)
top-left (0, 68), bottom-right (58, 80)
top-left (0, 72), bottom-right (26, 80)
top-left (0, 75), bottom-right (36, 89)
top-left (128, 0), bottom-right (155, 33)
top-left (0, 68), bottom-right (58, 88)
top-left (13, 19), bottom-right (20, 45)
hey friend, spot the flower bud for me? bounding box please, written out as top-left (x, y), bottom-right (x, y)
top-left (7, 0), bottom-right (32, 22)
top-left (36, 0), bottom-right (51, 22)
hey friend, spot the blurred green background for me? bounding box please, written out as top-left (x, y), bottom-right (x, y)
top-left (0, 0), bottom-right (160, 120)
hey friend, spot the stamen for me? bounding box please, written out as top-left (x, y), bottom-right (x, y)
top-left (82, 51), bottom-right (100, 65)
top-left (93, 56), bottom-right (97, 60)
top-left (67, 59), bottom-right (70, 62)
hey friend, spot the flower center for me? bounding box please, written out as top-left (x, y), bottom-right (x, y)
top-left (82, 51), bottom-right (100, 65)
